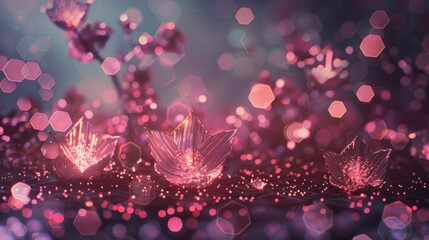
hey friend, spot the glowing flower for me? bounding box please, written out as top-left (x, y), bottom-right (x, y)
top-left (46, 0), bottom-right (90, 30)
top-left (250, 177), bottom-right (267, 190)
top-left (147, 113), bottom-right (236, 188)
top-left (51, 117), bottom-right (119, 178)
top-left (322, 136), bottom-right (391, 193)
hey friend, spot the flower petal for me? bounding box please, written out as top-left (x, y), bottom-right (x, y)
top-left (172, 113), bottom-right (211, 153)
top-left (340, 136), bottom-right (373, 160)
top-left (147, 130), bottom-right (181, 177)
top-left (322, 150), bottom-right (348, 189)
top-left (198, 129), bottom-right (236, 171)
top-left (367, 149), bottom-right (391, 187)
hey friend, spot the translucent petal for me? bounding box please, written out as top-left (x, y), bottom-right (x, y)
top-left (199, 130), bottom-right (237, 171)
top-left (367, 149), bottom-right (391, 187)
top-left (322, 150), bottom-right (348, 189)
top-left (172, 113), bottom-right (211, 154)
top-left (147, 130), bottom-right (181, 177)
top-left (340, 136), bottom-right (372, 161)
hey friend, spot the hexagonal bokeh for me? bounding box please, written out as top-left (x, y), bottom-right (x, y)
top-left (129, 175), bottom-right (156, 206)
top-left (353, 234), bottom-right (371, 240)
top-left (356, 84), bottom-right (375, 102)
top-left (284, 122), bottom-right (310, 143)
top-left (3, 59), bottom-right (25, 82)
top-left (49, 111), bottom-right (72, 132)
top-left (166, 100), bottom-right (191, 125)
top-left (382, 201), bottom-right (412, 230)
top-left (302, 203), bottom-right (333, 234)
top-left (248, 83), bottom-right (275, 109)
top-left (73, 209), bottom-right (101, 236)
top-left (40, 142), bottom-right (60, 159)
top-left (235, 7), bottom-right (254, 25)
top-left (328, 100), bottom-right (347, 118)
top-left (39, 88), bottom-right (54, 101)
top-left (365, 119), bottom-right (388, 140)
top-left (118, 141), bottom-right (143, 171)
top-left (360, 34), bottom-right (385, 58)
top-left (0, 78), bottom-right (17, 93)
top-left (22, 62), bottom-right (41, 80)
top-left (178, 75), bottom-right (205, 98)
top-left (101, 57), bottom-right (121, 75)
top-left (369, 10), bottom-right (390, 29)
top-left (17, 98), bottom-right (32, 111)
top-left (30, 112), bottom-right (50, 131)
top-left (38, 74), bottom-right (55, 89)
top-left (216, 201), bottom-right (251, 235)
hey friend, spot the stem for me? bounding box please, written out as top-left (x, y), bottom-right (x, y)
top-left (73, 30), bottom-right (135, 139)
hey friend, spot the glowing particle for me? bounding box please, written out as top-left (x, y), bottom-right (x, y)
top-left (167, 217), bottom-right (183, 233)
top-left (328, 100), bottom-right (347, 118)
top-left (369, 10), bottom-right (390, 29)
top-left (356, 85), bottom-right (375, 102)
top-left (101, 57), bottom-right (121, 75)
top-left (360, 34), bottom-right (385, 58)
top-left (49, 111), bottom-right (72, 132)
top-left (30, 112), bottom-right (50, 131)
top-left (235, 7), bottom-right (254, 25)
top-left (248, 83), bottom-right (275, 109)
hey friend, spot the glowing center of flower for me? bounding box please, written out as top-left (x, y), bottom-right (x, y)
top-left (342, 157), bottom-right (370, 190)
top-left (179, 149), bottom-right (203, 174)
top-left (68, 143), bottom-right (99, 173)
top-left (61, 10), bottom-right (85, 28)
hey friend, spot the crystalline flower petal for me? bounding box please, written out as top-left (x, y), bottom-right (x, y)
top-left (147, 130), bottom-right (181, 177)
top-left (340, 136), bottom-right (373, 160)
top-left (322, 150), bottom-right (348, 189)
top-left (199, 129), bottom-right (236, 171)
top-left (367, 149), bottom-right (391, 187)
top-left (172, 113), bottom-right (211, 154)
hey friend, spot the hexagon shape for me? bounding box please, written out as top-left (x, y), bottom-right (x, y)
top-left (39, 89), bottom-right (54, 101)
top-left (382, 201), bottom-right (412, 230)
top-left (30, 113), bottom-right (49, 130)
top-left (17, 98), bottom-right (32, 111)
top-left (49, 111), bottom-right (72, 132)
top-left (356, 85), bottom-right (375, 102)
top-left (328, 100), bottom-right (347, 118)
top-left (248, 83), bottom-right (275, 109)
top-left (284, 122), bottom-right (310, 143)
top-left (41, 142), bottom-right (60, 159)
top-left (3, 59), bottom-right (25, 82)
top-left (38, 74), bottom-right (55, 89)
top-left (369, 10), bottom-right (390, 29)
top-left (235, 7), bottom-right (254, 25)
top-left (118, 141), bottom-right (143, 171)
top-left (73, 209), bottom-right (101, 236)
top-left (22, 62), bottom-right (41, 80)
top-left (360, 34), bottom-right (385, 58)
top-left (0, 78), bottom-right (17, 93)
top-left (365, 119), bottom-right (388, 140)
top-left (129, 175), bottom-right (156, 205)
top-left (302, 203), bottom-right (333, 234)
top-left (216, 201), bottom-right (251, 235)
top-left (101, 57), bottom-right (121, 75)
top-left (166, 100), bottom-right (191, 125)
top-left (353, 234), bottom-right (371, 240)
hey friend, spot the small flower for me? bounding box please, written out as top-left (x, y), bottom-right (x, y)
top-left (250, 177), bottom-right (267, 190)
top-left (322, 136), bottom-right (391, 193)
top-left (46, 0), bottom-right (90, 30)
top-left (51, 117), bottom-right (119, 178)
top-left (147, 113), bottom-right (236, 188)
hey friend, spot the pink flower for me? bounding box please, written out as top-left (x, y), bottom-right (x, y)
top-left (51, 117), bottom-right (119, 178)
top-left (322, 136), bottom-right (391, 193)
top-left (46, 0), bottom-right (90, 30)
top-left (147, 113), bottom-right (236, 188)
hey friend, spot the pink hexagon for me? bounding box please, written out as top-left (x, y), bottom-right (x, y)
top-left (101, 57), bottom-right (121, 75)
top-left (38, 74), bottom-right (55, 89)
top-left (3, 59), bottom-right (25, 82)
top-left (73, 209), bottom-right (101, 236)
top-left (365, 119), bottom-right (388, 140)
top-left (235, 7), bottom-right (254, 25)
top-left (328, 100), bottom-right (347, 118)
top-left (302, 203), bottom-right (333, 234)
top-left (248, 83), bottom-right (275, 109)
top-left (216, 201), bottom-right (251, 235)
top-left (49, 111), bottom-right (72, 132)
top-left (0, 78), bottom-right (17, 93)
top-left (382, 201), bottom-right (412, 230)
top-left (118, 142), bottom-right (143, 171)
top-left (22, 62), bottom-right (41, 80)
top-left (17, 98), bottom-right (32, 111)
top-left (360, 34), bottom-right (385, 58)
top-left (30, 112), bottom-right (49, 130)
top-left (356, 85), bottom-right (375, 102)
top-left (166, 100), bottom-right (191, 125)
top-left (369, 10), bottom-right (390, 29)
top-left (39, 89), bottom-right (54, 101)
top-left (41, 142), bottom-right (60, 159)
